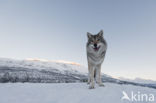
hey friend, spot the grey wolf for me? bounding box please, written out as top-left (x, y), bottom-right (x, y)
top-left (86, 30), bottom-right (107, 89)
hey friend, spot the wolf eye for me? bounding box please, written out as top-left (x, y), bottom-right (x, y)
top-left (97, 39), bottom-right (100, 41)
top-left (89, 40), bottom-right (93, 43)
top-left (91, 41), bottom-right (94, 43)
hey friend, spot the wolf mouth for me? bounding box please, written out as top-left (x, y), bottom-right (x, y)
top-left (93, 46), bottom-right (100, 51)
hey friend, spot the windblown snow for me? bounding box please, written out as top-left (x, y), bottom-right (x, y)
top-left (0, 83), bottom-right (155, 103)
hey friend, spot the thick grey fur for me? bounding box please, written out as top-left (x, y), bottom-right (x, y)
top-left (86, 30), bottom-right (107, 89)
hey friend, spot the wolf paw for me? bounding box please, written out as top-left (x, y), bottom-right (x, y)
top-left (99, 83), bottom-right (105, 87)
top-left (89, 85), bottom-right (95, 89)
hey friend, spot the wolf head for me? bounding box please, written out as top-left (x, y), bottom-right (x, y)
top-left (87, 30), bottom-right (105, 52)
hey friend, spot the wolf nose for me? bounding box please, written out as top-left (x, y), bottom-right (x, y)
top-left (94, 44), bottom-right (97, 47)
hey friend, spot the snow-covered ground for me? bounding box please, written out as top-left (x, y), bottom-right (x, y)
top-left (0, 83), bottom-right (155, 103)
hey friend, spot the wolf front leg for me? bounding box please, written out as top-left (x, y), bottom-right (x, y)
top-left (96, 65), bottom-right (104, 87)
top-left (87, 64), bottom-right (91, 85)
top-left (89, 66), bottom-right (95, 89)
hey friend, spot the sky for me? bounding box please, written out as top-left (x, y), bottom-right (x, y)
top-left (0, 0), bottom-right (156, 80)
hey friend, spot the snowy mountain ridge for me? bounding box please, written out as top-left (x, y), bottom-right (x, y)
top-left (0, 58), bottom-right (87, 74)
top-left (0, 57), bottom-right (89, 83)
top-left (119, 77), bottom-right (156, 84)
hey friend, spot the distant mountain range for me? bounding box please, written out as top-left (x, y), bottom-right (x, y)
top-left (0, 58), bottom-right (156, 89)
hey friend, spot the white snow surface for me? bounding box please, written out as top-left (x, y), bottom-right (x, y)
top-left (0, 83), bottom-right (155, 103)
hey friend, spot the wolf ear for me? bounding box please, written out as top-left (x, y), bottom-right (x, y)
top-left (98, 30), bottom-right (103, 37)
top-left (87, 32), bottom-right (92, 39)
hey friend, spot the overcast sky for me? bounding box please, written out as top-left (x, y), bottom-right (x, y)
top-left (0, 0), bottom-right (156, 80)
